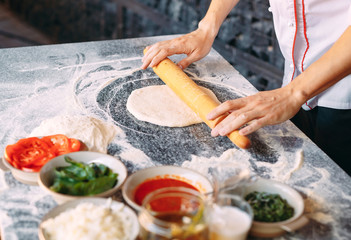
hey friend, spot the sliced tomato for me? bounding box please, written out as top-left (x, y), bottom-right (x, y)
top-left (5, 134), bottom-right (81, 172)
top-left (21, 165), bottom-right (42, 172)
top-left (69, 138), bottom-right (81, 152)
top-left (11, 148), bottom-right (43, 166)
top-left (15, 137), bottom-right (51, 151)
top-left (42, 134), bottom-right (71, 155)
top-left (4, 144), bottom-right (18, 164)
top-left (5, 138), bottom-right (56, 172)
top-left (42, 134), bottom-right (81, 154)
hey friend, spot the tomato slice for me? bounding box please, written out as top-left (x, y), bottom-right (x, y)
top-left (16, 137), bottom-right (51, 150)
top-left (69, 138), bottom-right (81, 152)
top-left (4, 144), bottom-right (18, 164)
top-left (42, 134), bottom-right (81, 154)
top-left (5, 134), bottom-right (81, 172)
top-left (42, 134), bottom-right (71, 155)
top-left (5, 138), bottom-right (56, 172)
top-left (21, 165), bottom-right (42, 172)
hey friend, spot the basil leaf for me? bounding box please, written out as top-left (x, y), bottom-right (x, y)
top-left (50, 157), bottom-right (118, 196)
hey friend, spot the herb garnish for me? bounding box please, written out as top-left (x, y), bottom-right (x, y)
top-left (50, 156), bottom-right (118, 196)
top-left (245, 191), bottom-right (294, 222)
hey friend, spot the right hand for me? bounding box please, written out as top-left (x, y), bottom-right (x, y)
top-left (141, 28), bottom-right (216, 70)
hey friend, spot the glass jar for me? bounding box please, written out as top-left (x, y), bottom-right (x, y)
top-left (138, 187), bottom-right (208, 240)
top-left (206, 194), bottom-right (253, 240)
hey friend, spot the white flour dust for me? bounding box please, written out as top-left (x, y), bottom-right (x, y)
top-left (182, 127), bottom-right (306, 183)
top-left (181, 148), bottom-right (251, 179)
top-left (181, 133), bottom-right (337, 232)
top-left (72, 66), bottom-right (156, 172)
top-left (111, 128), bottom-right (155, 172)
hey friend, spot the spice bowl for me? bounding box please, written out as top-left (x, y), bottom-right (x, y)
top-left (122, 165), bottom-right (214, 212)
top-left (38, 151), bottom-right (127, 204)
top-left (243, 178), bottom-right (309, 238)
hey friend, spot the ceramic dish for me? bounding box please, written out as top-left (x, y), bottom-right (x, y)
top-left (38, 151), bottom-right (127, 204)
top-left (243, 178), bottom-right (309, 238)
top-left (122, 165), bottom-right (213, 211)
top-left (2, 156), bottom-right (39, 185)
top-left (2, 137), bottom-right (88, 186)
top-left (38, 197), bottom-right (139, 240)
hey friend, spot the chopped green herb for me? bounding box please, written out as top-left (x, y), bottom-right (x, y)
top-left (245, 191), bottom-right (294, 222)
top-left (50, 156), bottom-right (118, 196)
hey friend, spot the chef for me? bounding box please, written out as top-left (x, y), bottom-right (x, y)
top-left (141, 0), bottom-right (351, 176)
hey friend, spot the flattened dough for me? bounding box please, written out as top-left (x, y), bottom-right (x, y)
top-left (126, 85), bottom-right (220, 127)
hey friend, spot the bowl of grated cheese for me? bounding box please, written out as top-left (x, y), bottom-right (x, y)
top-left (38, 198), bottom-right (139, 240)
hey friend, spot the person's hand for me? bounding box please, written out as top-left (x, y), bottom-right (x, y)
top-left (207, 86), bottom-right (306, 136)
top-left (141, 28), bottom-right (216, 70)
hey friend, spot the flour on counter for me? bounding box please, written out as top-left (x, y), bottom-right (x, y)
top-left (181, 148), bottom-right (251, 179)
top-left (30, 115), bottom-right (120, 153)
top-left (72, 67), bottom-right (156, 172)
top-left (114, 141), bottom-right (156, 172)
top-left (182, 147), bottom-right (304, 184)
top-left (181, 146), bottom-right (337, 233)
top-left (276, 149), bottom-right (304, 182)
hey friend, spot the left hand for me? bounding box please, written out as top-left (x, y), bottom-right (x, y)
top-left (207, 86), bottom-right (305, 136)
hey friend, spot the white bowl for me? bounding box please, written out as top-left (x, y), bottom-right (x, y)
top-left (2, 138), bottom-right (88, 186)
top-left (2, 157), bottom-right (39, 185)
top-left (243, 178), bottom-right (309, 238)
top-left (38, 197), bottom-right (139, 240)
top-left (122, 165), bottom-right (213, 212)
top-left (38, 151), bottom-right (127, 204)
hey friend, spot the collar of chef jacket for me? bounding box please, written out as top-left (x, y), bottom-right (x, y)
top-left (268, 0), bottom-right (351, 110)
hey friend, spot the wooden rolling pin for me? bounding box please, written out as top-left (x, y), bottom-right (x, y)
top-left (145, 51), bottom-right (251, 149)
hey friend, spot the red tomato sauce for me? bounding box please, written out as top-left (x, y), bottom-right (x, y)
top-left (134, 178), bottom-right (199, 206)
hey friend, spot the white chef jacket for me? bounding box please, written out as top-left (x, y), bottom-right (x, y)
top-left (268, 0), bottom-right (351, 110)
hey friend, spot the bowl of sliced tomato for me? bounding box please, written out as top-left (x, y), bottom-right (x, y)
top-left (2, 134), bottom-right (82, 185)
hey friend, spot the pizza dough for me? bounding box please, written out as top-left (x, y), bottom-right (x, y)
top-left (30, 115), bottom-right (119, 153)
top-left (126, 85), bottom-right (220, 127)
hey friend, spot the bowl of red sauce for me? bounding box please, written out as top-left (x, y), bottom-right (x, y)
top-left (122, 165), bottom-right (213, 211)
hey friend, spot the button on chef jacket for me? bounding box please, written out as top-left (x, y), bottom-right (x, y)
top-left (268, 0), bottom-right (351, 110)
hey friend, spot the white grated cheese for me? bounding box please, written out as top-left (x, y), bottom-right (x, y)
top-left (41, 202), bottom-right (134, 240)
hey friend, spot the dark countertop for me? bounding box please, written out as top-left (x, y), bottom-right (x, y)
top-left (0, 35), bottom-right (350, 240)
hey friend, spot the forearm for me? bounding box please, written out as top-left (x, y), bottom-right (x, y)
top-left (287, 26), bottom-right (351, 104)
top-left (198, 0), bottom-right (240, 39)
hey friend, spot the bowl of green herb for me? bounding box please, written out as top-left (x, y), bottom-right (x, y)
top-left (243, 178), bottom-right (309, 238)
top-left (38, 151), bottom-right (127, 204)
